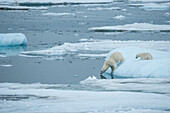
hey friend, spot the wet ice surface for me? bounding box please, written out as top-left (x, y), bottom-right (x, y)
top-left (0, 78), bottom-right (170, 113)
top-left (0, 0), bottom-right (170, 112)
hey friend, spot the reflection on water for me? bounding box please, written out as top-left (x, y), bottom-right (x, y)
top-left (0, 46), bottom-right (27, 57)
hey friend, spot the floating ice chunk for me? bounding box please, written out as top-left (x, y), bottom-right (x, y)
top-left (164, 12), bottom-right (170, 16)
top-left (0, 55), bottom-right (6, 57)
top-left (0, 64), bottom-right (13, 67)
top-left (127, 3), bottom-right (170, 10)
top-left (140, 3), bottom-right (169, 10)
top-left (87, 7), bottom-right (121, 11)
top-left (103, 47), bottom-right (170, 78)
top-left (0, 6), bottom-right (48, 10)
top-left (89, 23), bottom-right (170, 32)
top-left (127, 4), bottom-right (145, 7)
top-left (128, 0), bottom-right (170, 2)
top-left (0, 0), bottom-right (116, 6)
top-left (43, 12), bottom-right (75, 16)
top-left (114, 15), bottom-right (126, 20)
top-left (167, 21), bottom-right (170, 23)
top-left (0, 33), bottom-right (27, 46)
top-left (21, 39), bottom-right (170, 60)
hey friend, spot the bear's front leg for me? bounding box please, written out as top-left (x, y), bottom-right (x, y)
top-left (110, 73), bottom-right (114, 79)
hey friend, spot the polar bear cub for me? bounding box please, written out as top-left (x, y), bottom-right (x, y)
top-left (136, 52), bottom-right (153, 60)
top-left (101, 52), bottom-right (124, 74)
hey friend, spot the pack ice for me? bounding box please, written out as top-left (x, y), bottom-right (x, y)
top-left (0, 33), bottom-right (27, 46)
top-left (103, 47), bottom-right (170, 78)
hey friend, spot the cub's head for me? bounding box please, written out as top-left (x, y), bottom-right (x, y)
top-left (136, 53), bottom-right (141, 59)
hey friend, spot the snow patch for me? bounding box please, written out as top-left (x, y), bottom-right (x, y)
top-left (43, 12), bottom-right (75, 16)
top-left (0, 64), bottom-right (13, 67)
top-left (89, 23), bottom-right (170, 32)
top-left (87, 7), bottom-right (121, 11)
top-left (0, 33), bottom-right (27, 46)
top-left (114, 15), bottom-right (126, 20)
top-left (0, 0), bottom-right (116, 6)
top-left (78, 53), bottom-right (107, 57)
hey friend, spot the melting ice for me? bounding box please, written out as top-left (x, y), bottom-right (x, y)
top-left (0, 78), bottom-right (170, 113)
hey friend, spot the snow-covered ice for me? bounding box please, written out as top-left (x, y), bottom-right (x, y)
top-left (89, 23), bottom-right (170, 32)
top-left (164, 12), bottom-right (170, 16)
top-left (140, 3), bottom-right (169, 10)
top-left (0, 64), bottom-right (13, 67)
top-left (87, 7), bottom-right (122, 11)
top-left (102, 47), bottom-right (170, 78)
top-left (114, 15), bottom-right (126, 20)
top-left (43, 12), bottom-right (75, 16)
top-left (0, 6), bottom-right (48, 10)
top-left (128, 0), bottom-right (170, 2)
top-left (0, 33), bottom-right (27, 46)
top-left (0, 80), bottom-right (170, 113)
top-left (80, 76), bottom-right (170, 94)
top-left (21, 39), bottom-right (170, 60)
top-left (0, 0), bottom-right (117, 5)
top-left (128, 3), bottom-right (170, 11)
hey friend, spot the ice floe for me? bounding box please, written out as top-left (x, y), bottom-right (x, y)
top-left (140, 3), bottom-right (169, 10)
top-left (0, 6), bottom-right (48, 10)
top-left (0, 33), bottom-right (27, 57)
top-left (0, 64), bottom-right (13, 67)
top-left (114, 15), bottom-right (126, 20)
top-left (89, 23), bottom-right (170, 32)
top-left (164, 12), bottom-right (170, 16)
top-left (101, 47), bottom-right (170, 78)
top-left (0, 81), bottom-right (170, 112)
top-left (43, 12), bottom-right (75, 16)
top-left (127, 3), bottom-right (170, 10)
top-left (0, 0), bottom-right (117, 6)
top-left (128, 0), bottom-right (170, 2)
top-left (0, 33), bottom-right (27, 46)
top-left (21, 39), bottom-right (170, 60)
top-left (87, 7), bottom-right (121, 11)
top-left (80, 76), bottom-right (170, 94)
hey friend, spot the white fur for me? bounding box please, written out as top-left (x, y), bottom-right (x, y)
top-left (136, 53), bottom-right (153, 60)
top-left (101, 52), bottom-right (124, 74)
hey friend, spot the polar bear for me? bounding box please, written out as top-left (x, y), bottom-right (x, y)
top-left (136, 52), bottom-right (153, 60)
top-left (100, 52), bottom-right (124, 74)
